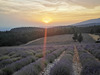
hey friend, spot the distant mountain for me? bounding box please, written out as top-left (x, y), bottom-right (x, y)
top-left (72, 18), bottom-right (100, 26)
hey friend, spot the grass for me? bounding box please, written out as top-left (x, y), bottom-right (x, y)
top-left (0, 55), bottom-right (10, 61)
top-left (89, 34), bottom-right (100, 41)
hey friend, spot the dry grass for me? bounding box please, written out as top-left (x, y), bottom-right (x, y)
top-left (25, 34), bottom-right (95, 46)
top-left (89, 34), bottom-right (100, 41)
top-left (24, 34), bottom-right (73, 45)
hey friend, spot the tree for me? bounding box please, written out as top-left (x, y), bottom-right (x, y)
top-left (96, 28), bottom-right (100, 33)
top-left (78, 33), bottom-right (83, 43)
top-left (90, 29), bottom-right (94, 34)
top-left (72, 32), bottom-right (78, 42)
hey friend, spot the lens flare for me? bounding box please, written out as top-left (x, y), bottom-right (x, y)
top-left (42, 17), bottom-right (51, 70)
top-left (42, 28), bottom-right (47, 69)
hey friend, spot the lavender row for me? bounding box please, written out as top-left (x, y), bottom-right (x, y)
top-left (0, 56), bottom-right (36, 75)
top-left (50, 46), bottom-right (74, 75)
top-left (0, 57), bottom-right (22, 69)
top-left (12, 47), bottom-right (65, 75)
top-left (0, 48), bottom-right (56, 75)
top-left (0, 47), bottom-right (36, 62)
top-left (0, 45), bottom-right (58, 62)
top-left (0, 46), bottom-right (56, 70)
top-left (84, 44), bottom-right (100, 60)
top-left (77, 46), bottom-right (100, 75)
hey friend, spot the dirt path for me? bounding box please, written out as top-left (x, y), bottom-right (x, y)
top-left (89, 34), bottom-right (99, 41)
top-left (73, 45), bottom-right (82, 75)
top-left (21, 38), bottom-right (42, 46)
top-left (40, 51), bottom-right (65, 75)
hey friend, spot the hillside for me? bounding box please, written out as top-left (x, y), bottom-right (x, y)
top-left (1, 25), bottom-right (100, 47)
top-left (24, 34), bottom-right (95, 46)
top-left (10, 27), bottom-right (43, 32)
top-left (0, 33), bottom-right (99, 75)
top-left (72, 18), bottom-right (100, 26)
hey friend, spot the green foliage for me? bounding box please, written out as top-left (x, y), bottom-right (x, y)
top-left (0, 26), bottom-right (100, 46)
top-left (0, 55), bottom-right (10, 61)
top-left (2, 56), bottom-right (36, 75)
top-left (96, 28), bottom-right (100, 33)
top-left (0, 28), bottom-right (44, 46)
top-left (0, 70), bottom-right (3, 75)
top-left (11, 57), bottom-right (21, 61)
top-left (72, 32), bottom-right (78, 42)
top-left (72, 31), bottom-right (83, 43)
top-left (90, 29), bottom-right (94, 34)
top-left (78, 33), bottom-right (83, 43)
top-left (35, 53), bottom-right (43, 58)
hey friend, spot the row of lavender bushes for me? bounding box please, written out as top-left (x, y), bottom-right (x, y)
top-left (0, 45), bottom-right (60, 63)
top-left (0, 46), bottom-right (42, 65)
top-left (84, 44), bottom-right (100, 60)
top-left (0, 46), bottom-right (57, 75)
top-left (50, 46), bottom-right (74, 75)
top-left (12, 48), bottom-right (65, 75)
top-left (77, 45), bottom-right (100, 75)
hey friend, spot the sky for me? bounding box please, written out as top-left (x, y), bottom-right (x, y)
top-left (0, 0), bottom-right (100, 30)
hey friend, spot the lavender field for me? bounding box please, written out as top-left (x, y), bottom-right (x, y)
top-left (24, 34), bottom-right (95, 46)
top-left (0, 0), bottom-right (100, 74)
top-left (0, 34), bottom-right (100, 75)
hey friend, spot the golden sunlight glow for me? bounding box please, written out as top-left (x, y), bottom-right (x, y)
top-left (0, 0), bottom-right (100, 27)
top-left (42, 17), bottom-right (52, 24)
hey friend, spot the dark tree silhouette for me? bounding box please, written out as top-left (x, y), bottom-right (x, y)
top-left (78, 33), bottom-right (83, 43)
top-left (72, 32), bottom-right (78, 42)
top-left (90, 29), bottom-right (94, 34)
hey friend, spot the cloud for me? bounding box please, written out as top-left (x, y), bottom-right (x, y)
top-left (0, 0), bottom-right (100, 15)
top-left (0, 0), bottom-right (100, 29)
top-left (45, 0), bottom-right (100, 8)
top-left (70, 0), bottom-right (100, 8)
top-left (0, 0), bottom-right (45, 14)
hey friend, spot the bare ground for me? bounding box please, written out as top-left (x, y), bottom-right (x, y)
top-left (73, 45), bottom-right (82, 75)
top-left (40, 51), bottom-right (65, 75)
top-left (89, 34), bottom-right (100, 41)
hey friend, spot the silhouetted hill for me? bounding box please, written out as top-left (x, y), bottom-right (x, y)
top-left (72, 18), bottom-right (100, 26)
top-left (0, 25), bottom-right (100, 47)
top-left (10, 27), bottom-right (43, 32)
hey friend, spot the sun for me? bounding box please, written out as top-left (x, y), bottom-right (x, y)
top-left (42, 17), bottom-right (52, 24)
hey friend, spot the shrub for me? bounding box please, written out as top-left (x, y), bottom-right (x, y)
top-left (78, 33), bottom-right (83, 43)
top-left (72, 32), bottom-right (78, 42)
top-left (13, 58), bottom-right (47, 75)
top-left (0, 55), bottom-right (10, 61)
top-left (13, 48), bottom-right (63, 75)
top-left (77, 45), bottom-right (100, 75)
top-left (0, 59), bottom-right (13, 69)
top-left (2, 56), bottom-right (36, 75)
top-left (50, 51), bottom-right (74, 75)
top-left (50, 63), bottom-right (71, 75)
top-left (81, 62), bottom-right (100, 75)
top-left (0, 70), bottom-right (3, 75)
top-left (46, 54), bottom-right (56, 63)
top-left (35, 53), bottom-right (43, 58)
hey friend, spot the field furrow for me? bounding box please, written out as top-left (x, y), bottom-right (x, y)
top-left (41, 51), bottom-right (65, 75)
top-left (73, 45), bottom-right (82, 75)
